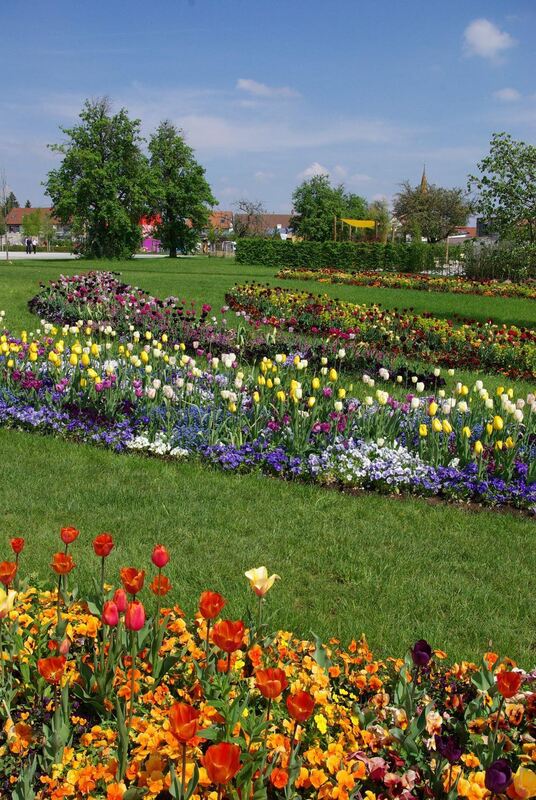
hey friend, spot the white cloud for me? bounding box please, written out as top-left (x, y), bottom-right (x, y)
top-left (348, 173), bottom-right (372, 184)
top-left (297, 162), bottom-right (330, 180)
top-left (463, 18), bottom-right (516, 60)
top-left (254, 170), bottom-right (275, 182)
top-left (493, 87), bottom-right (521, 102)
top-left (236, 78), bottom-right (300, 99)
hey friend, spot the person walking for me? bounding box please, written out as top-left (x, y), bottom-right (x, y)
top-left (32, 238), bottom-right (37, 254)
top-left (25, 236), bottom-right (32, 254)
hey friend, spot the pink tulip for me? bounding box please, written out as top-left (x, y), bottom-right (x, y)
top-left (125, 600), bottom-right (145, 631)
top-left (113, 588), bottom-right (128, 613)
top-left (102, 600), bottom-right (119, 627)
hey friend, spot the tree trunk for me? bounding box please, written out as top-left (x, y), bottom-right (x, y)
top-left (169, 246), bottom-right (177, 258)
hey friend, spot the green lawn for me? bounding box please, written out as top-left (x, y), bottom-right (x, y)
top-left (1, 256), bottom-right (535, 665)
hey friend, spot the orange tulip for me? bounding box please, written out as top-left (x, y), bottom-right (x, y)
top-left (168, 702), bottom-right (200, 742)
top-left (204, 742), bottom-right (241, 785)
top-left (10, 538), bottom-right (25, 555)
top-left (0, 561), bottom-right (17, 586)
top-left (150, 574), bottom-right (171, 596)
top-left (93, 533), bottom-right (114, 557)
top-left (113, 588), bottom-right (128, 612)
top-left (270, 768), bottom-right (289, 789)
top-left (255, 667), bottom-right (288, 699)
top-left (37, 655), bottom-right (66, 684)
top-left (120, 567), bottom-right (145, 596)
top-left (497, 671), bottom-right (523, 699)
top-left (51, 552), bottom-right (75, 575)
top-left (199, 590), bottom-right (226, 620)
top-left (286, 690), bottom-right (315, 722)
top-left (212, 620), bottom-right (245, 653)
top-left (60, 526), bottom-right (80, 545)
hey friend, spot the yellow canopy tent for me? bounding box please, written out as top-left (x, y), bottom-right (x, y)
top-left (340, 218), bottom-right (376, 229)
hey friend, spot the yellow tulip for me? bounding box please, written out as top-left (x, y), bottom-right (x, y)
top-left (266, 378), bottom-right (273, 389)
top-left (432, 418), bottom-right (442, 433)
top-left (495, 440), bottom-right (504, 450)
top-left (7, 359), bottom-right (13, 368)
top-left (460, 385), bottom-right (468, 396)
top-left (505, 436), bottom-right (514, 449)
top-left (428, 402), bottom-right (438, 416)
top-left (69, 353), bottom-right (78, 366)
top-left (257, 375), bottom-right (265, 386)
top-left (328, 368), bottom-right (338, 382)
top-left (0, 588), bottom-right (17, 619)
top-left (252, 391), bottom-right (260, 403)
top-left (419, 424), bottom-right (428, 437)
top-left (442, 420), bottom-right (452, 434)
top-left (496, 386), bottom-right (504, 396)
top-left (228, 402), bottom-right (237, 413)
top-left (308, 396), bottom-right (316, 408)
top-left (276, 391), bottom-right (286, 402)
top-left (140, 351), bottom-right (149, 364)
top-left (486, 423), bottom-right (493, 436)
top-left (473, 440), bottom-right (483, 455)
top-left (29, 351), bottom-right (38, 362)
top-left (244, 566), bottom-right (280, 597)
top-left (462, 426), bottom-right (471, 438)
top-left (81, 353), bottom-right (90, 367)
top-left (493, 415), bottom-right (503, 431)
top-left (510, 766), bottom-right (536, 799)
top-left (338, 388), bottom-right (346, 399)
top-left (90, 343), bottom-right (100, 356)
top-left (312, 377), bottom-right (320, 391)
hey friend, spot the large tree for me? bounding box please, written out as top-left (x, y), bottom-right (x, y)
top-left (468, 132), bottom-right (536, 243)
top-left (22, 209), bottom-right (42, 238)
top-left (394, 181), bottom-right (471, 242)
top-left (148, 121), bottom-right (215, 258)
top-left (45, 98), bottom-right (152, 259)
top-left (290, 175), bottom-right (368, 242)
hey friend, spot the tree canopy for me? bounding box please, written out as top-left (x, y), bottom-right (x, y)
top-left (291, 175), bottom-right (368, 242)
top-left (233, 199), bottom-right (267, 237)
top-left (468, 132), bottom-right (536, 244)
top-left (45, 98), bottom-right (152, 259)
top-left (394, 180), bottom-right (471, 242)
top-left (148, 121), bottom-right (215, 257)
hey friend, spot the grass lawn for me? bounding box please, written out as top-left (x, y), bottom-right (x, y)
top-left (1, 256), bottom-right (535, 664)
top-left (2, 427), bottom-right (535, 664)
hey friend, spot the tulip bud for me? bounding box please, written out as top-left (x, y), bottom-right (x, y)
top-left (125, 600), bottom-right (146, 631)
top-left (113, 588), bottom-right (128, 613)
top-left (102, 601), bottom-right (119, 627)
top-left (151, 544), bottom-right (170, 569)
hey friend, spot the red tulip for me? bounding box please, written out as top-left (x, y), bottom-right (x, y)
top-left (151, 544), bottom-right (170, 569)
top-left (38, 655), bottom-right (66, 685)
top-left (120, 567), bottom-right (145, 596)
top-left (10, 537), bottom-right (25, 555)
top-left (60, 526), bottom-right (79, 545)
top-left (0, 561), bottom-right (17, 586)
top-left (286, 690), bottom-right (315, 723)
top-left (125, 600), bottom-right (145, 631)
top-left (497, 671), bottom-right (523, 699)
top-left (102, 601), bottom-right (119, 627)
top-left (199, 590), bottom-right (226, 620)
top-left (150, 574), bottom-right (171, 597)
top-left (113, 588), bottom-right (128, 613)
top-left (212, 620), bottom-right (245, 653)
top-left (51, 553), bottom-right (75, 575)
top-left (168, 702), bottom-right (200, 742)
top-left (93, 533), bottom-right (114, 558)
top-left (204, 742), bottom-right (241, 785)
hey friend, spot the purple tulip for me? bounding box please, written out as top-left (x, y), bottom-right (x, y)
top-left (485, 759), bottom-right (512, 794)
top-left (411, 639), bottom-right (432, 667)
top-left (435, 734), bottom-right (462, 764)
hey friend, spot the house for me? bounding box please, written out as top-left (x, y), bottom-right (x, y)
top-left (208, 210), bottom-right (233, 232)
top-left (233, 213), bottom-right (293, 237)
top-left (447, 226), bottom-right (477, 245)
top-left (5, 207), bottom-right (70, 244)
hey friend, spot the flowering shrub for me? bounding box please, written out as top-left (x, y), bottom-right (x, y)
top-left (0, 325), bottom-right (535, 511)
top-left (276, 268), bottom-right (536, 300)
top-left (0, 530), bottom-right (535, 799)
top-left (226, 283), bottom-right (536, 378)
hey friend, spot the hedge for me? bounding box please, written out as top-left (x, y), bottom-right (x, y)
top-left (464, 242), bottom-right (536, 281)
top-left (235, 239), bottom-right (462, 272)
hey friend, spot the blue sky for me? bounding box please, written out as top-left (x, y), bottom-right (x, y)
top-left (2, 0), bottom-right (535, 212)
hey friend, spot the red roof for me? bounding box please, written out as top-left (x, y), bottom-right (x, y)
top-left (209, 210), bottom-right (233, 229)
top-left (234, 213), bottom-right (292, 233)
top-left (5, 207), bottom-right (59, 225)
top-left (454, 226), bottom-right (477, 237)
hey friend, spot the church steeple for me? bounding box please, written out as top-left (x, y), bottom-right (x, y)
top-left (419, 164), bottom-right (428, 194)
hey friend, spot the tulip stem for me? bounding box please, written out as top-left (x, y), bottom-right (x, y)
top-left (227, 651), bottom-right (232, 674)
top-left (0, 618), bottom-right (3, 685)
top-left (56, 574), bottom-right (62, 633)
top-left (100, 557), bottom-right (105, 597)
top-left (156, 567), bottom-right (162, 625)
top-left (257, 595), bottom-right (263, 632)
top-left (490, 696), bottom-right (505, 760)
top-left (127, 632), bottom-right (137, 729)
top-left (181, 741), bottom-right (187, 798)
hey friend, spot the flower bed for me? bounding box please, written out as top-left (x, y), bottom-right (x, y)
top-left (0, 531), bottom-right (535, 798)
top-left (226, 284), bottom-right (536, 378)
top-left (1, 326), bottom-right (535, 511)
top-left (27, 271), bottom-right (448, 389)
top-left (276, 268), bottom-right (536, 300)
